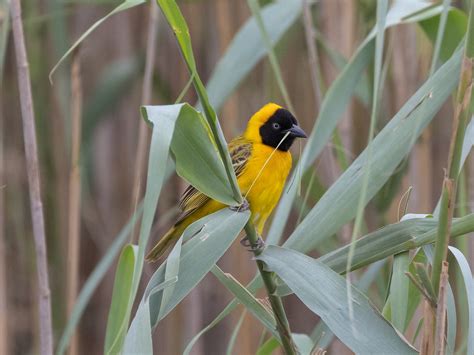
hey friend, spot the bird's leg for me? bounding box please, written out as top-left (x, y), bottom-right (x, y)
top-left (229, 198), bottom-right (250, 212)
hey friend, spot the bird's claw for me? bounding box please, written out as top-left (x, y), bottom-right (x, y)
top-left (230, 198), bottom-right (250, 212)
top-left (240, 235), bottom-right (266, 253)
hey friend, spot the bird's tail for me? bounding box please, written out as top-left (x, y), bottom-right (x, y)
top-left (145, 226), bottom-right (180, 263)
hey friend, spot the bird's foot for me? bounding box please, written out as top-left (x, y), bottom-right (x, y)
top-left (230, 198), bottom-right (250, 212)
top-left (240, 235), bottom-right (266, 253)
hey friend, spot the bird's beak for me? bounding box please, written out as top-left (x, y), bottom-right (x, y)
top-left (286, 124), bottom-right (307, 138)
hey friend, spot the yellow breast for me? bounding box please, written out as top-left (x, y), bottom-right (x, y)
top-left (237, 143), bottom-right (292, 234)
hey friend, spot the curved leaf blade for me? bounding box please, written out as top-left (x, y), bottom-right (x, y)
top-left (258, 246), bottom-right (417, 354)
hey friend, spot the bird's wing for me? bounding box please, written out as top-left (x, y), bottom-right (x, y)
top-left (174, 136), bottom-right (252, 226)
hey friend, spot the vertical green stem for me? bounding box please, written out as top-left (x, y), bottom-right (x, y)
top-left (244, 222), bottom-right (296, 355)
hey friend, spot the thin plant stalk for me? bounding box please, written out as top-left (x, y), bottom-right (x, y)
top-left (244, 221), bottom-right (296, 355)
top-left (429, 0), bottom-right (451, 76)
top-left (432, 0), bottom-right (474, 293)
top-left (130, 0), bottom-right (159, 243)
top-left (246, 0), bottom-right (295, 113)
top-left (0, 98), bottom-right (7, 355)
top-left (434, 262), bottom-right (449, 355)
top-left (302, 0), bottom-right (322, 107)
top-left (345, 0), bottom-right (387, 318)
top-left (430, 2), bottom-right (473, 349)
top-left (10, 0), bottom-right (53, 353)
top-left (66, 50), bottom-right (83, 355)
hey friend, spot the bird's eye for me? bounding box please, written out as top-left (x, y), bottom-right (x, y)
top-left (272, 122), bottom-right (280, 130)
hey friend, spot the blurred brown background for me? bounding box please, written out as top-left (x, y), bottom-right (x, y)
top-left (1, 0), bottom-right (472, 354)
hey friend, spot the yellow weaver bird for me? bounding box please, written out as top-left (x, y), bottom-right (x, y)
top-left (146, 103), bottom-right (307, 262)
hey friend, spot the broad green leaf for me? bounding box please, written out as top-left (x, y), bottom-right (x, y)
top-left (449, 246), bottom-right (474, 355)
top-left (284, 44), bottom-right (463, 253)
top-left (258, 246), bottom-right (417, 354)
top-left (49, 0), bottom-right (146, 81)
top-left (205, 0), bottom-right (302, 111)
top-left (156, 235), bottom-right (183, 321)
top-left (292, 333), bottom-right (314, 355)
top-left (123, 278), bottom-right (178, 354)
top-left (144, 208), bottom-right (250, 326)
top-left (211, 265), bottom-right (279, 340)
top-left (104, 245), bottom-right (138, 354)
top-left (122, 301), bottom-right (152, 355)
top-left (170, 105), bottom-right (236, 205)
top-left (56, 207), bottom-right (142, 355)
top-left (420, 7), bottom-right (468, 63)
top-left (387, 252), bottom-right (410, 332)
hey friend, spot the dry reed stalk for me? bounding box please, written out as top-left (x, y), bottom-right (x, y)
top-left (420, 299), bottom-right (435, 355)
top-left (434, 261), bottom-right (449, 355)
top-left (0, 95), bottom-right (7, 355)
top-left (66, 50), bottom-right (83, 355)
top-left (10, 0), bottom-right (53, 353)
top-left (130, 0), bottom-right (159, 243)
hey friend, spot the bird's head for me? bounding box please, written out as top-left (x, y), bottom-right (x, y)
top-left (244, 103), bottom-right (307, 151)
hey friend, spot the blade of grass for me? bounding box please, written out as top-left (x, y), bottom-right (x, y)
top-left (449, 246), bottom-right (474, 355)
top-left (345, 0), bottom-right (388, 323)
top-left (104, 245), bottom-right (138, 354)
top-left (211, 266), bottom-right (279, 340)
top-left (49, 0), bottom-right (146, 82)
top-left (246, 0), bottom-right (294, 112)
top-left (56, 206), bottom-right (142, 355)
top-left (204, 0), bottom-right (303, 111)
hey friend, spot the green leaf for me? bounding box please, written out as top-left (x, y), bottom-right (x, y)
top-left (104, 245), bottom-right (138, 354)
top-left (319, 214), bottom-right (474, 274)
top-left (122, 301), bottom-right (152, 355)
top-left (420, 7), bottom-right (468, 63)
top-left (56, 206), bottom-right (141, 355)
top-left (284, 44), bottom-right (464, 253)
top-left (292, 333), bottom-right (314, 355)
top-left (256, 337), bottom-right (279, 355)
top-left (123, 278), bottom-right (178, 354)
top-left (49, 0), bottom-right (146, 81)
top-left (449, 246), bottom-right (474, 355)
top-left (205, 0), bottom-right (302, 111)
top-left (211, 265), bottom-right (279, 340)
top-left (388, 252), bottom-right (410, 331)
top-left (170, 104), bottom-right (237, 205)
top-left (257, 246), bottom-right (417, 354)
top-left (144, 208), bottom-right (250, 326)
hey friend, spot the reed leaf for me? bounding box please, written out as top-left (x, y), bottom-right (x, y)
top-left (257, 246), bottom-right (418, 354)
